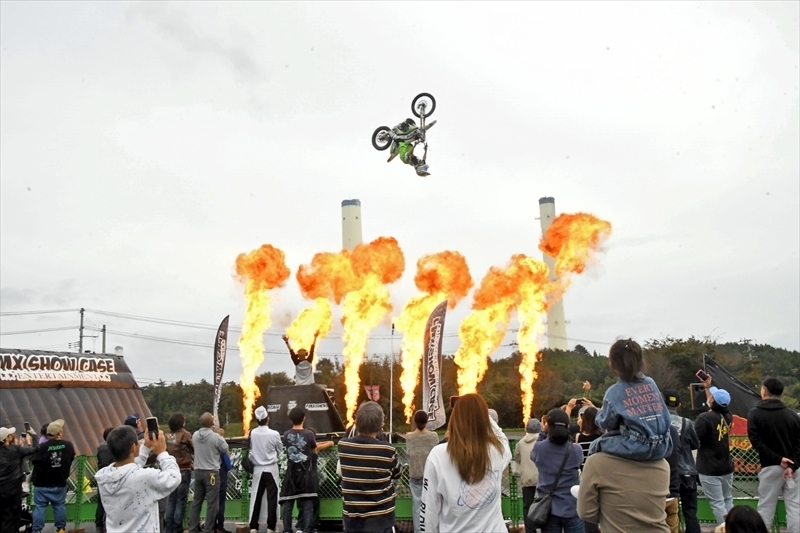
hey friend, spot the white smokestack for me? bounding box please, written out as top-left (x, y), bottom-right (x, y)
top-left (341, 199), bottom-right (363, 251)
top-left (114, 345), bottom-right (124, 356)
top-left (539, 197), bottom-right (569, 350)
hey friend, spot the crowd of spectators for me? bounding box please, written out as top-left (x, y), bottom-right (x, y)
top-left (1, 337), bottom-right (798, 533)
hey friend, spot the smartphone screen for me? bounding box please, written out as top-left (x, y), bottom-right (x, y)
top-left (449, 395), bottom-right (460, 409)
top-left (146, 417), bottom-right (159, 439)
top-left (24, 421), bottom-right (32, 433)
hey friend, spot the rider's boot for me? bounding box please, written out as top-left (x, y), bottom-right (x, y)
top-left (387, 142), bottom-right (399, 163)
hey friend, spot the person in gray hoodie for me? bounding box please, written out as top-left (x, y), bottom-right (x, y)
top-left (188, 413), bottom-right (229, 533)
top-left (512, 417), bottom-right (541, 533)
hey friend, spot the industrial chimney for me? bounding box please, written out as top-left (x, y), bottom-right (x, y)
top-left (114, 345), bottom-right (124, 356)
top-left (341, 199), bottom-right (363, 251)
top-left (539, 197), bottom-right (569, 350)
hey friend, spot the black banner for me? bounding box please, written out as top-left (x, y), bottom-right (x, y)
top-left (213, 315), bottom-right (230, 427)
top-left (265, 384), bottom-right (345, 434)
top-left (422, 301), bottom-right (447, 431)
top-left (702, 354), bottom-right (761, 418)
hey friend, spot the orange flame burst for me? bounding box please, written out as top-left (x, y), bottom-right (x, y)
top-left (296, 237), bottom-right (405, 424)
top-left (540, 213), bottom-right (612, 299)
top-left (286, 298), bottom-right (333, 359)
top-left (235, 244), bottom-right (290, 434)
top-left (296, 250), bottom-right (359, 304)
top-left (512, 257), bottom-right (550, 424)
top-left (342, 237), bottom-right (404, 423)
top-left (394, 251), bottom-right (473, 422)
top-left (455, 256), bottom-right (527, 395)
top-left (454, 255), bottom-right (551, 423)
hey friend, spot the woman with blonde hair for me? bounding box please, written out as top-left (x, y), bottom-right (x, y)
top-left (419, 394), bottom-right (512, 532)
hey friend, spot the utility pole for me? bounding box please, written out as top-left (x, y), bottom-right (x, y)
top-left (389, 324), bottom-right (395, 443)
top-left (102, 325), bottom-right (106, 354)
top-left (78, 308), bottom-right (85, 354)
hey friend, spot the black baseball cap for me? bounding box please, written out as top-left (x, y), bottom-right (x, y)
top-left (663, 389), bottom-right (680, 407)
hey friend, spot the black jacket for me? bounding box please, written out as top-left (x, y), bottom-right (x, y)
top-left (665, 425), bottom-right (680, 497)
top-left (96, 442), bottom-right (114, 470)
top-left (0, 444), bottom-right (39, 497)
top-left (695, 406), bottom-right (733, 476)
top-left (747, 399), bottom-right (800, 472)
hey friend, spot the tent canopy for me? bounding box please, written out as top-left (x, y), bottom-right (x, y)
top-left (0, 348), bottom-right (151, 455)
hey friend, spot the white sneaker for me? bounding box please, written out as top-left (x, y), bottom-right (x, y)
top-left (251, 530), bottom-right (258, 533)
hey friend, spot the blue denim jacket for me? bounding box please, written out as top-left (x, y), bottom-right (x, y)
top-left (589, 373), bottom-right (673, 461)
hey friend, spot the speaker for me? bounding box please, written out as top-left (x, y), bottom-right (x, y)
top-left (689, 383), bottom-right (708, 411)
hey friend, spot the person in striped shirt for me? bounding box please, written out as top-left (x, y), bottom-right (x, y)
top-left (338, 401), bottom-right (401, 533)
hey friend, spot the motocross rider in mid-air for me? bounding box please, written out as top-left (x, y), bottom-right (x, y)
top-left (388, 118), bottom-right (431, 177)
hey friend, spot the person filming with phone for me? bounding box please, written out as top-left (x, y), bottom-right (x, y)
top-left (695, 372), bottom-right (734, 527)
top-left (95, 424), bottom-right (181, 533)
top-left (0, 426), bottom-right (38, 533)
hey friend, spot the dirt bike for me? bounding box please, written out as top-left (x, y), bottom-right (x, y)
top-left (371, 93), bottom-right (437, 167)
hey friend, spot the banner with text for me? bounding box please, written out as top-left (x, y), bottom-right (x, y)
top-left (422, 301), bottom-right (448, 431)
top-left (212, 315), bottom-right (230, 427)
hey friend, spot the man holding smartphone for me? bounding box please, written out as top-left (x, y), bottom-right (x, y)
top-left (0, 427), bottom-right (38, 533)
top-left (695, 376), bottom-right (734, 526)
top-left (95, 425), bottom-right (181, 532)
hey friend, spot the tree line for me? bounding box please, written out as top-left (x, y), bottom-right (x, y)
top-left (141, 336), bottom-right (799, 434)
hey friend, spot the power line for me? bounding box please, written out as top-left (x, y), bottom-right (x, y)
top-left (0, 326), bottom-right (76, 336)
top-left (105, 329), bottom-right (230, 349)
top-left (82, 308), bottom-right (460, 340)
top-left (0, 309), bottom-right (79, 316)
top-left (2, 308), bottom-right (614, 349)
top-left (103, 328), bottom-right (347, 357)
top-left (86, 309), bottom-right (229, 332)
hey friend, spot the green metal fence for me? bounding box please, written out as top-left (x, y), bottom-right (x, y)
top-left (32, 437), bottom-right (788, 531)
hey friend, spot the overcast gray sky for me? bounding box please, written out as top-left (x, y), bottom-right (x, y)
top-left (2, 2), bottom-right (798, 386)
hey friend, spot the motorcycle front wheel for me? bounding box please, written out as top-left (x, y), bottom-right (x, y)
top-left (411, 93), bottom-right (436, 118)
top-left (372, 126), bottom-right (392, 151)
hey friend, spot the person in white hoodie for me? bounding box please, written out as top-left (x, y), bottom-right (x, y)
top-left (420, 393), bottom-right (512, 533)
top-left (95, 425), bottom-right (181, 533)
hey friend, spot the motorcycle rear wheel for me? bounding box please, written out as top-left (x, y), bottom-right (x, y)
top-left (411, 93), bottom-right (436, 118)
top-left (372, 126), bottom-right (392, 151)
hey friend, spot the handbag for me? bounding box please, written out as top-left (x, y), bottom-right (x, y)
top-left (527, 446), bottom-right (572, 528)
top-left (241, 437), bottom-right (254, 475)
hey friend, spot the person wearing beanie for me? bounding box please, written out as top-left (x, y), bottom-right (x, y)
top-left (512, 417), bottom-right (541, 533)
top-left (663, 389), bottom-right (702, 533)
top-left (405, 410), bottom-right (440, 533)
top-left (696, 376), bottom-right (734, 526)
top-left (532, 409), bottom-right (584, 532)
top-left (124, 413), bottom-right (144, 441)
top-left (248, 406), bottom-right (282, 533)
